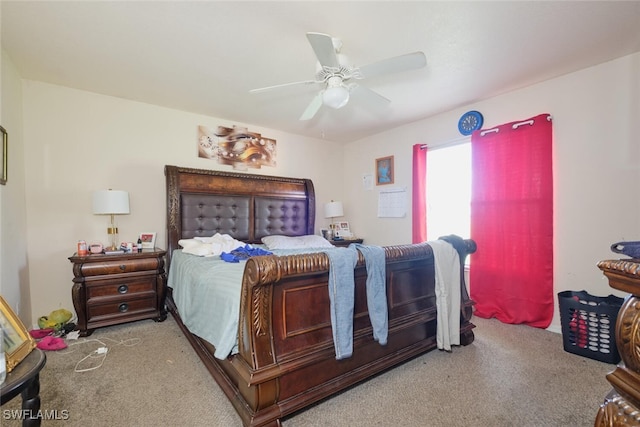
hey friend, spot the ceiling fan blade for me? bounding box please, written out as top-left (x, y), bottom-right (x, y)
top-left (306, 32), bottom-right (339, 69)
top-left (351, 84), bottom-right (391, 105)
top-left (249, 80), bottom-right (319, 94)
top-left (356, 51), bottom-right (426, 79)
top-left (299, 93), bottom-right (323, 121)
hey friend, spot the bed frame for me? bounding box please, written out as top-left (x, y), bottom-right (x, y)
top-left (165, 165), bottom-right (476, 427)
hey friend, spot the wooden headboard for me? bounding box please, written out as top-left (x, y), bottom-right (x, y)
top-left (165, 165), bottom-right (316, 267)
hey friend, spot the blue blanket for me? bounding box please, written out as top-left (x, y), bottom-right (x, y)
top-left (220, 244), bottom-right (272, 262)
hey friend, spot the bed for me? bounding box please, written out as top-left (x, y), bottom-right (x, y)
top-left (164, 165), bottom-right (477, 427)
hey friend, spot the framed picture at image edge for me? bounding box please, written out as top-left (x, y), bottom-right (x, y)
top-left (375, 155), bottom-right (394, 185)
top-left (0, 296), bottom-right (36, 372)
top-left (139, 232), bottom-right (156, 249)
top-left (1, 125), bottom-right (7, 185)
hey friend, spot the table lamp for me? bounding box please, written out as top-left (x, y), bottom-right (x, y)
top-left (92, 189), bottom-right (130, 250)
top-left (324, 200), bottom-right (344, 240)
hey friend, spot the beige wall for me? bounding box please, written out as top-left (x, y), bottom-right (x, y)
top-left (19, 80), bottom-right (344, 328)
top-left (3, 48), bottom-right (639, 333)
top-left (343, 52), bottom-right (640, 332)
top-left (1, 50), bottom-right (32, 325)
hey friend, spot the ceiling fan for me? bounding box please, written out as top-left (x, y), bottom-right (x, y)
top-left (249, 32), bottom-right (427, 121)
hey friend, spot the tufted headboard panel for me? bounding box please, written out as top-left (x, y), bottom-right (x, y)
top-left (165, 165), bottom-right (315, 268)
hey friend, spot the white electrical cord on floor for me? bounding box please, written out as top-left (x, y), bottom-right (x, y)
top-left (59, 337), bottom-right (142, 373)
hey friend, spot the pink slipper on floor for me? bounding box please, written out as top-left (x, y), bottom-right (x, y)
top-left (37, 335), bottom-right (67, 351)
top-left (30, 328), bottom-right (54, 339)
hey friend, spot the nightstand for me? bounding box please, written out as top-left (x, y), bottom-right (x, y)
top-left (68, 248), bottom-right (167, 336)
top-left (331, 238), bottom-right (363, 247)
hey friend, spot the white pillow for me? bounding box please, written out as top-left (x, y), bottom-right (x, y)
top-left (178, 233), bottom-right (246, 257)
top-left (178, 238), bottom-right (200, 249)
top-left (182, 242), bottom-right (217, 257)
top-left (261, 235), bottom-right (333, 250)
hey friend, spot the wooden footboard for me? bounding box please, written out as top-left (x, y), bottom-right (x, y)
top-left (168, 238), bottom-right (475, 427)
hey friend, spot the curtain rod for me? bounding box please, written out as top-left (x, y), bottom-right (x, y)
top-left (423, 115), bottom-right (553, 145)
top-left (421, 135), bottom-right (470, 150)
top-left (481, 114), bottom-right (553, 136)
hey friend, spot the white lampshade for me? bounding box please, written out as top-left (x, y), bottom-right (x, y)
top-left (93, 190), bottom-right (130, 251)
top-left (324, 201), bottom-right (344, 219)
top-left (93, 190), bottom-right (130, 214)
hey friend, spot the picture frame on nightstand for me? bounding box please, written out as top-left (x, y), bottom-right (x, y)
top-left (336, 221), bottom-right (353, 239)
top-left (139, 232), bottom-right (156, 249)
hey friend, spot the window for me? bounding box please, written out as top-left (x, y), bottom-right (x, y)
top-left (426, 142), bottom-right (471, 241)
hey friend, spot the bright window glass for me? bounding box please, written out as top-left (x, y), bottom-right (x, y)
top-left (426, 142), bottom-right (471, 241)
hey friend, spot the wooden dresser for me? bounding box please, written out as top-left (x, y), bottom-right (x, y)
top-left (595, 259), bottom-right (640, 426)
top-left (69, 248), bottom-right (167, 336)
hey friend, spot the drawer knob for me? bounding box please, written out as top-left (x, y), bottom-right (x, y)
top-left (119, 264), bottom-right (126, 271)
top-left (118, 285), bottom-right (128, 294)
top-left (118, 303), bottom-right (129, 313)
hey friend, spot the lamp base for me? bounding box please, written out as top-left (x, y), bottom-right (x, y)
top-left (107, 226), bottom-right (119, 251)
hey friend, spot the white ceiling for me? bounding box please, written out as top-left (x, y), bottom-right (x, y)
top-left (2, 1), bottom-right (640, 143)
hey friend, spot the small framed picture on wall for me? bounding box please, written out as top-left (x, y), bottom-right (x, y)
top-left (376, 156), bottom-right (394, 185)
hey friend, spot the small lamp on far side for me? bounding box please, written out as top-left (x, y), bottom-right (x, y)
top-left (93, 189), bottom-right (130, 250)
top-left (324, 200), bottom-right (344, 240)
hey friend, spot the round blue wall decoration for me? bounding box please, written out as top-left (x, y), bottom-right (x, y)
top-left (458, 110), bottom-right (484, 136)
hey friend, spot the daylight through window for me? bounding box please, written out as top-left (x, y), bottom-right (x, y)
top-left (426, 142), bottom-right (471, 241)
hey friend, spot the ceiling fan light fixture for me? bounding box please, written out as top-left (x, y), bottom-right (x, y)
top-left (323, 77), bottom-right (349, 109)
top-left (323, 86), bottom-right (349, 109)
top-left (251, 33), bottom-right (428, 121)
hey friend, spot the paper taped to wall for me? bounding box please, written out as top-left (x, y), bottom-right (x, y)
top-left (378, 187), bottom-right (407, 218)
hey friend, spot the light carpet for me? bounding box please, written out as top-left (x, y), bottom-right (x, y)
top-left (1, 315), bottom-right (613, 426)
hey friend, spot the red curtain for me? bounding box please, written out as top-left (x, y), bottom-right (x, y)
top-left (470, 114), bottom-right (553, 328)
top-left (412, 144), bottom-right (427, 243)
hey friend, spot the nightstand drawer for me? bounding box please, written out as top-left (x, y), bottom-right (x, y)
top-left (79, 257), bottom-right (161, 276)
top-left (87, 296), bottom-right (157, 320)
top-left (70, 248), bottom-right (167, 336)
top-left (86, 276), bottom-right (156, 301)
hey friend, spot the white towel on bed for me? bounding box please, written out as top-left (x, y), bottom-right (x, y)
top-left (429, 240), bottom-right (461, 351)
top-left (178, 233), bottom-right (245, 257)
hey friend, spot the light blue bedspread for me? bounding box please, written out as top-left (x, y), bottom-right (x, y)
top-left (168, 247), bottom-right (335, 359)
top-left (168, 250), bottom-right (245, 359)
top-left (168, 245), bottom-right (388, 360)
